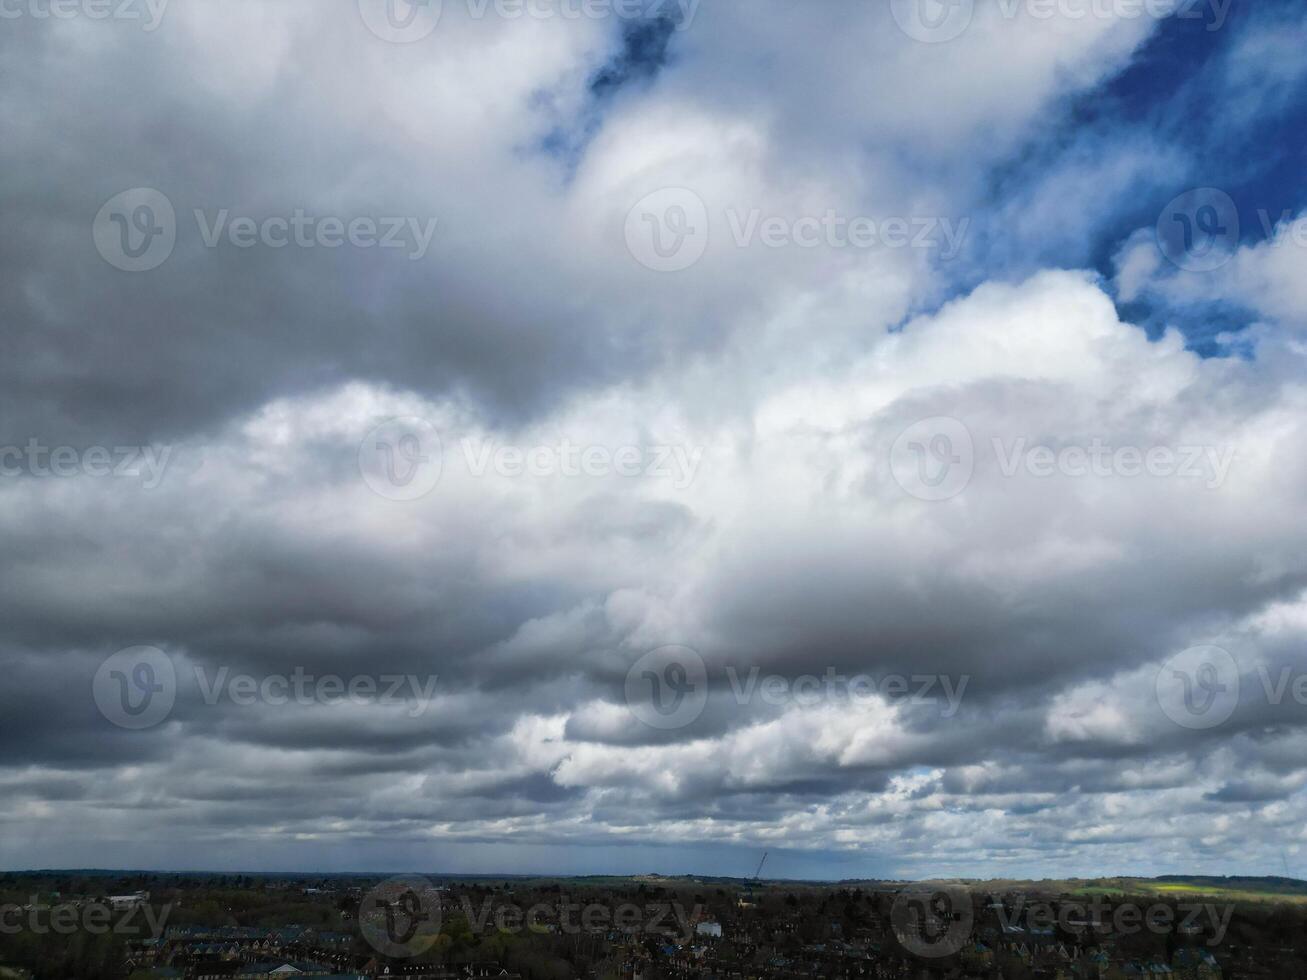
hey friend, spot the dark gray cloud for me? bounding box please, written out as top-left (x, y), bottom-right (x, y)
top-left (2, 0), bottom-right (1307, 880)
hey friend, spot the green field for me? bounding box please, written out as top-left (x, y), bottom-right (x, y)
top-left (1015, 877), bottom-right (1307, 905)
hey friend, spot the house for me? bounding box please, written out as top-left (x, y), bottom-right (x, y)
top-left (1172, 947), bottom-right (1222, 980)
top-left (1111, 962), bottom-right (1175, 979)
top-left (109, 891), bottom-right (150, 911)
top-left (461, 964), bottom-right (519, 978)
top-left (190, 968), bottom-right (244, 980)
top-left (961, 940), bottom-right (994, 969)
top-left (236, 963), bottom-right (330, 976)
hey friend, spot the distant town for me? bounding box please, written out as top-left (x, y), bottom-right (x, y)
top-left (1, 871), bottom-right (1304, 979)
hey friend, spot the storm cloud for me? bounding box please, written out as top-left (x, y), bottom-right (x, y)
top-left (2, 0), bottom-right (1307, 880)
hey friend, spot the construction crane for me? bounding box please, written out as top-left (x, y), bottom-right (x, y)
top-left (740, 851), bottom-right (768, 909)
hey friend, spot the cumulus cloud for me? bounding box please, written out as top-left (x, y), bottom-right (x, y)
top-left (3, 0), bottom-right (1307, 879)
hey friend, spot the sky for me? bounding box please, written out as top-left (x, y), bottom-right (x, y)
top-left (2, 0), bottom-right (1307, 882)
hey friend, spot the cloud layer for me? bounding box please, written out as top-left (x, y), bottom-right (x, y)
top-left (2, 0), bottom-right (1307, 879)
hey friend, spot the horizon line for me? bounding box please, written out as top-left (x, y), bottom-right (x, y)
top-left (3, 868), bottom-right (1303, 886)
